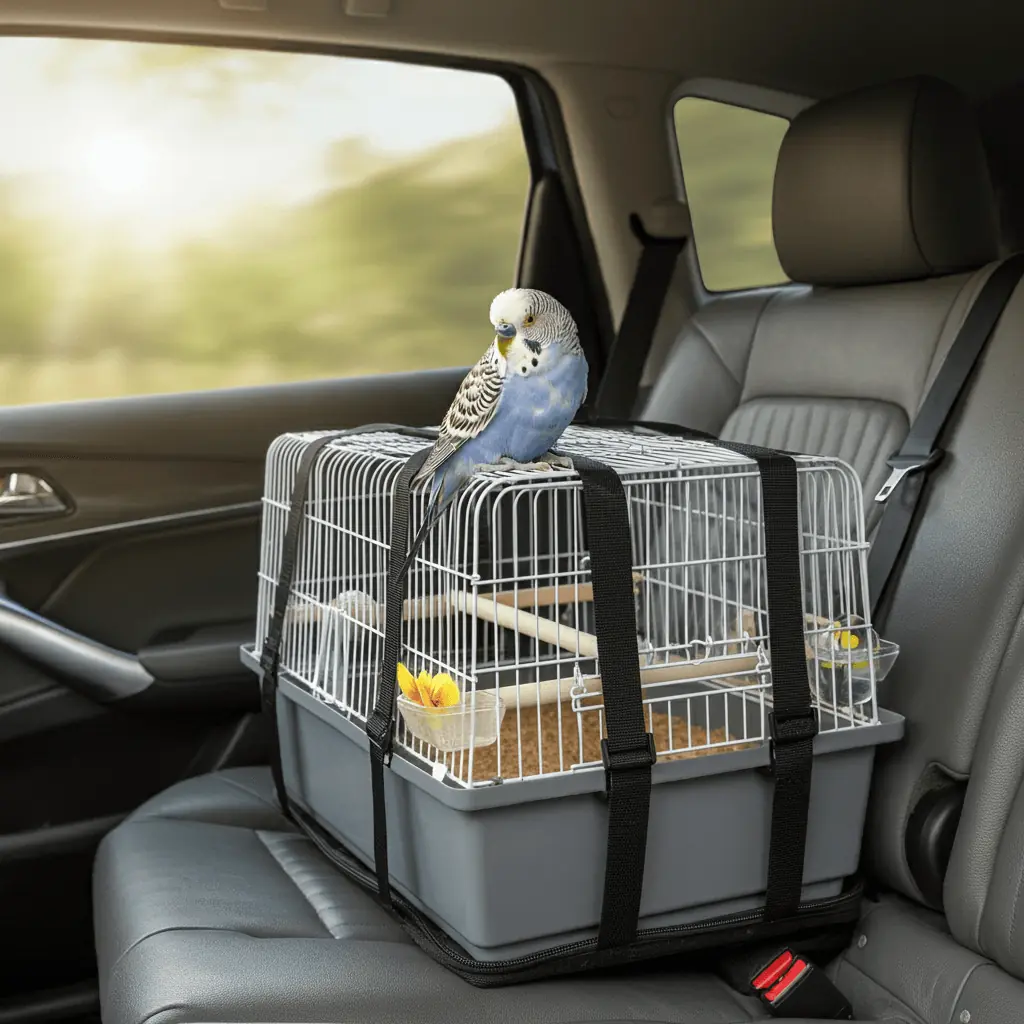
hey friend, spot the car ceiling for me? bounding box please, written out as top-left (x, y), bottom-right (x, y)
top-left (0, 0), bottom-right (1021, 103)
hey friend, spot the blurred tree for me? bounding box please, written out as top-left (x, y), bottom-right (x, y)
top-left (674, 97), bottom-right (789, 292)
top-left (0, 178), bottom-right (49, 356)
top-left (2, 42), bottom-right (798, 405)
top-left (45, 39), bottom-right (313, 107)
top-left (155, 116), bottom-right (529, 372)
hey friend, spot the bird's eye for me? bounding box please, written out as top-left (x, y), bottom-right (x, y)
top-left (523, 314), bottom-right (535, 326)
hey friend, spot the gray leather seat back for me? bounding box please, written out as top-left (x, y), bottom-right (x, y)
top-left (648, 78), bottom-right (1001, 531)
top-left (647, 76), bottom-right (1017, 904)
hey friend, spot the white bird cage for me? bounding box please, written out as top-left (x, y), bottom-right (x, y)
top-left (254, 425), bottom-right (894, 788)
top-left (244, 422), bottom-right (904, 961)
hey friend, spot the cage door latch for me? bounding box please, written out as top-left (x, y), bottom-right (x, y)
top-left (874, 449), bottom-right (944, 503)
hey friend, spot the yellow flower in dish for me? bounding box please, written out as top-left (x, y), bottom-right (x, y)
top-left (834, 628), bottom-right (860, 651)
top-left (397, 663), bottom-right (461, 711)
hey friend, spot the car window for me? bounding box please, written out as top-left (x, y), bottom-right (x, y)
top-left (673, 95), bottom-right (789, 292)
top-left (0, 39), bottom-right (529, 405)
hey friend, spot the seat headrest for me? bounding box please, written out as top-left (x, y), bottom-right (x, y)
top-left (773, 76), bottom-right (999, 287)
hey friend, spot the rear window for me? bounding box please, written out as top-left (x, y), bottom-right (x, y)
top-left (673, 96), bottom-right (789, 293)
top-left (0, 38), bottom-right (529, 405)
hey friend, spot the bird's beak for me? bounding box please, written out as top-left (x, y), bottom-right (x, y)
top-left (495, 322), bottom-right (517, 339)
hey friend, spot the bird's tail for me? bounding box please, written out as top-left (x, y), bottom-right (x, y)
top-left (398, 471), bottom-right (458, 579)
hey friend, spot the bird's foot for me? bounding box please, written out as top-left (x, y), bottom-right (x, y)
top-left (539, 450), bottom-right (574, 470)
top-left (496, 454), bottom-right (573, 473)
top-left (495, 456), bottom-right (541, 472)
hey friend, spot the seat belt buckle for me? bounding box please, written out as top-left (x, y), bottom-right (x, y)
top-left (750, 948), bottom-right (853, 1019)
top-left (874, 449), bottom-right (944, 503)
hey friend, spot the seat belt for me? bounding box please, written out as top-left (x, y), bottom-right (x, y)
top-left (592, 213), bottom-right (688, 419)
top-left (868, 253), bottom-right (1024, 614)
top-left (716, 255), bottom-right (1024, 1017)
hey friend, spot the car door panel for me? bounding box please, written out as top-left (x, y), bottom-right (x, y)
top-left (0, 366), bottom-right (462, 995)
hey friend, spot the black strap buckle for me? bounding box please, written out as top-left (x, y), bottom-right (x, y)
top-left (600, 734), bottom-right (657, 792)
top-left (874, 449), bottom-right (944, 503)
top-left (750, 948), bottom-right (853, 1019)
top-left (366, 709), bottom-right (396, 766)
top-left (258, 639), bottom-right (281, 708)
top-left (767, 710), bottom-right (818, 768)
top-left (258, 637), bottom-right (280, 677)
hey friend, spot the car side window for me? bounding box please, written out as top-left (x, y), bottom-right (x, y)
top-left (673, 95), bottom-right (789, 292)
top-left (0, 38), bottom-right (529, 405)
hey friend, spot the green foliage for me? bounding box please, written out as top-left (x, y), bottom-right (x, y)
top-left (674, 97), bottom-right (789, 293)
top-left (1, 44), bottom-right (793, 406)
top-left (0, 182), bottom-right (48, 355)
top-left (46, 40), bottom-right (313, 107)
top-left (0, 116), bottom-right (529, 401)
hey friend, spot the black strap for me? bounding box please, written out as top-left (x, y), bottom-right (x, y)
top-left (259, 424), bottom-right (439, 818)
top-left (367, 451), bottom-right (656, 941)
top-left (593, 214), bottom-right (688, 419)
top-left (580, 418), bottom-right (815, 921)
top-left (573, 456), bottom-right (657, 949)
top-left (366, 446), bottom-right (432, 910)
top-left (868, 253), bottom-right (1024, 613)
top-left (259, 431), bottom-right (352, 814)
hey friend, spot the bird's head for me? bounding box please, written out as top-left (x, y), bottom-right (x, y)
top-left (489, 288), bottom-right (577, 358)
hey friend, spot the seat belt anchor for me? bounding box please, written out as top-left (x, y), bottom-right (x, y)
top-left (750, 948), bottom-right (854, 1019)
top-left (874, 449), bottom-right (944, 504)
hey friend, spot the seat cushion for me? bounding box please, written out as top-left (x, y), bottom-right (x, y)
top-left (96, 768), bottom-right (891, 1024)
top-left (829, 891), bottom-right (1024, 1024)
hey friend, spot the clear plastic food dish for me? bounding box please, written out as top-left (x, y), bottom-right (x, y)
top-left (398, 690), bottom-right (505, 751)
top-left (810, 637), bottom-right (901, 706)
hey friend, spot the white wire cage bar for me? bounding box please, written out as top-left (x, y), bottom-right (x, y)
top-left (255, 425), bottom-right (878, 790)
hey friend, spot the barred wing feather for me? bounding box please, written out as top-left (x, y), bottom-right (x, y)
top-left (413, 349), bottom-right (505, 484)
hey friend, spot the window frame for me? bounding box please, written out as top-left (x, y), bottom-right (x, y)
top-left (0, 27), bottom-right (611, 384)
top-left (667, 78), bottom-right (812, 296)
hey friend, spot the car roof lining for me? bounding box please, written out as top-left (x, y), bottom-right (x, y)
top-left (1, 0), bottom-right (1023, 104)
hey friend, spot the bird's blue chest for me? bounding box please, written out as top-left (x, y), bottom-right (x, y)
top-left (489, 347), bottom-right (587, 461)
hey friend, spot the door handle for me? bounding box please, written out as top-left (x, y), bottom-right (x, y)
top-left (0, 472), bottom-right (68, 516)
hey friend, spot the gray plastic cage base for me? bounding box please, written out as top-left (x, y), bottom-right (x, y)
top-left (244, 646), bottom-right (905, 961)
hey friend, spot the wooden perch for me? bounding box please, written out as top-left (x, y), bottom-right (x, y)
top-left (453, 591), bottom-right (601, 659)
top-left (494, 655), bottom-right (764, 709)
top-left (456, 592), bottom-right (763, 709)
top-left (491, 573), bottom-right (644, 609)
top-left (285, 574), bottom-right (644, 627)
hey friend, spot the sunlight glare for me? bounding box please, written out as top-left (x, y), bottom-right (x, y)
top-left (78, 131), bottom-right (159, 209)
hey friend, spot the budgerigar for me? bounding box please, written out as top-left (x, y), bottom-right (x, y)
top-left (413, 288), bottom-right (589, 524)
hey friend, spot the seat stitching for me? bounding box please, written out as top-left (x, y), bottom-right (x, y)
top-left (998, 795), bottom-right (1024, 950)
top-left (690, 289), bottom-right (779, 396)
top-left (255, 830), bottom-right (394, 941)
top-left (108, 924), bottom-right (291, 976)
top-left (739, 288), bottom-right (782, 395)
top-left (256, 831), bottom-right (339, 937)
top-left (690, 317), bottom-right (744, 389)
top-left (916, 268), bottom-right (990, 416)
top-left (904, 79), bottom-right (930, 275)
top-left (964, 584), bottom-right (1024, 952)
top-left (942, 961), bottom-right (990, 1024)
top-left (831, 955), bottom-right (923, 1024)
top-left (218, 774), bottom-right (288, 818)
